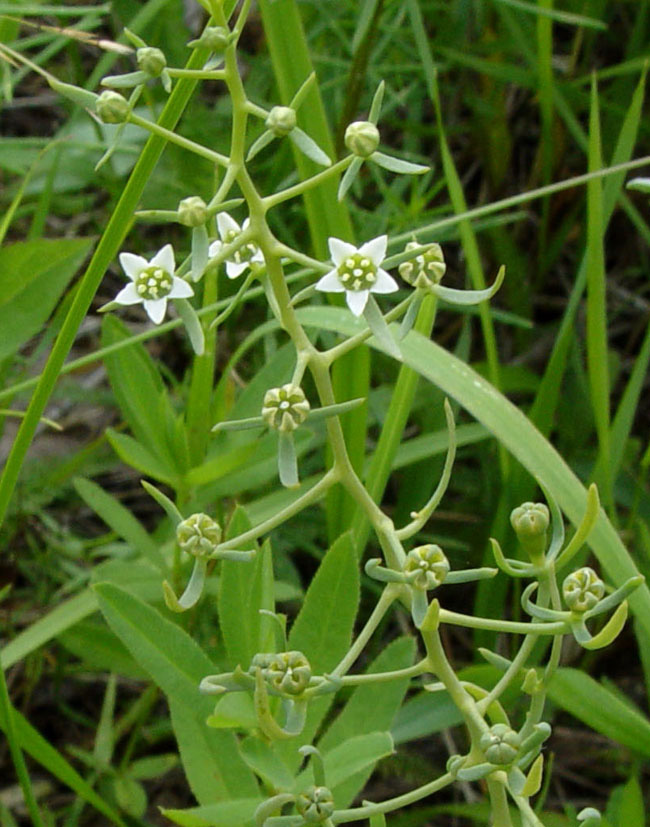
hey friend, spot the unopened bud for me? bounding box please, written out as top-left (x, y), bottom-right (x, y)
top-left (137, 46), bottom-right (166, 78)
top-left (296, 785), bottom-right (335, 823)
top-left (510, 502), bottom-right (549, 561)
top-left (344, 120), bottom-right (380, 158)
top-left (399, 241), bottom-right (446, 288)
top-left (266, 105), bottom-right (297, 137)
top-left (177, 513), bottom-right (222, 557)
top-left (262, 384), bottom-right (310, 432)
top-left (251, 651), bottom-right (312, 696)
top-left (404, 544), bottom-right (449, 590)
top-left (563, 567), bottom-right (605, 613)
top-left (95, 90), bottom-right (130, 124)
top-left (178, 196), bottom-right (208, 227)
top-left (480, 723), bottom-right (520, 765)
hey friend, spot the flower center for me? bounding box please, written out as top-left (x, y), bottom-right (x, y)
top-left (223, 229), bottom-right (259, 264)
top-left (337, 253), bottom-right (377, 291)
top-left (135, 266), bottom-right (173, 300)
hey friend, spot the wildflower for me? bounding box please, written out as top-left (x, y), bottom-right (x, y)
top-left (114, 244), bottom-right (193, 324)
top-left (208, 213), bottom-right (264, 279)
top-left (261, 384), bottom-right (310, 432)
top-left (315, 235), bottom-right (398, 316)
top-left (563, 567), bottom-right (605, 613)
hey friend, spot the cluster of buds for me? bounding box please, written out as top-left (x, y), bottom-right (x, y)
top-left (176, 513), bottom-right (222, 558)
top-left (262, 385), bottom-right (311, 433)
top-left (250, 650), bottom-right (313, 696)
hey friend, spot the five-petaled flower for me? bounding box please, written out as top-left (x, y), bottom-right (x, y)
top-left (114, 244), bottom-right (193, 324)
top-left (315, 235), bottom-right (398, 316)
top-left (208, 212), bottom-right (264, 279)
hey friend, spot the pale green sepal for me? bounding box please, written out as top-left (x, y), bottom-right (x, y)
top-left (101, 71), bottom-right (148, 89)
top-left (134, 209), bottom-right (180, 222)
top-left (247, 129), bottom-right (275, 162)
top-left (174, 298), bottom-right (205, 356)
top-left (363, 296), bottom-right (401, 360)
top-left (253, 669), bottom-right (294, 740)
top-left (626, 177), bottom-right (650, 193)
top-left (161, 69), bottom-right (172, 94)
top-left (553, 483), bottom-right (600, 569)
top-left (456, 762), bottom-right (492, 782)
top-left (97, 300), bottom-right (121, 314)
top-left (578, 601), bottom-right (628, 650)
top-left (478, 648), bottom-right (513, 672)
top-left (398, 291), bottom-right (423, 339)
top-left (95, 122), bottom-right (129, 172)
top-left (369, 80), bottom-right (385, 124)
top-left (517, 723), bottom-right (551, 763)
top-left (538, 479), bottom-right (565, 559)
top-left (445, 567), bottom-right (497, 585)
top-left (207, 196), bottom-right (245, 215)
top-left (364, 558), bottom-right (404, 583)
top-left (254, 795), bottom-right (296, 827)
top-left (123, 27), bottom-right (146, 49)
top-left (489, 538), bottom-right (533, 578)
top-left (432, 265), bottom-right (505, 305)
top-left (306, 397), bottom-right (365, 423)
top-left (289, 127), bottom-right (331, 167)
top-left (282, 698), bottom-right (307, 736)
top-left (507, 765), bottom-right (527, 795)
top-left (259, 609), bottom-right (289, 651)
top-left (522, 583), bottom-right (568, 621)
top-left (577, 807), bottom-right (601, 826)
top-left (290, 72), bottom-right (316, 110)
top-left (338, 156), bottom-right (363, 201)
top-left (420, 597), bottom-right (440, 632)
top-left (298, 745), bottom-right (326, 787)
top-left (212, 415), bottom-right (265, 432)
top-left (520, 753), bottom-right (544, 797)
top-left (370, 151), bottom-right (429, 175)
top-left (278, 431), bottom-right (299, 489)
top-left (584, 574), bottom-right (644, 617)
top-left (141, 479), bottom-right (183, 525)
top-left (47, 76), bottom-right (98, 108)
top-left (191, 225), bottom-right (209, 282)
top-left (410, 589), bottom-right (429, 628)
top-left (162, 559), bottom-right (207, 613)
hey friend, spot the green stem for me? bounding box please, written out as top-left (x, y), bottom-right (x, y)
top-left (333, 772), bottom-right (454, 822)
top-left (486, 777), bottom-right (514, 827)
top-left (263, 156), bottom-right (353, 209)
top-left (128, 112), bottom-right (230, 167)
top-left (330, 587), bottom-right (398, 677)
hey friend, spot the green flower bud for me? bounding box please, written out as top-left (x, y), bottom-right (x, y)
top-left (137, 46), bottom-right (166, 78)
top-left (404, 544), bottom-right (450, 590)
top-left (176, 513), bottom-right (222, 558)
top-left (178, 196), bottom-right (208, 227)
top-left (261, 384), bottom-right (310, 432)
top-left (344, 120), bottom-right (380, 158)
top-left (510, 501), bottom-right (550, 561)
top-left (296, 786), bottom-right (335, 823)
top-left (266, 105), bottom-right (297, 137)
top-left (563, 567), bottom-right (605, 613)
top-left (195, 26), bottom-right (230, 53)
top-left (398, 241), bottom-right (446, 289)
top-left (95, 90), bottom-right (130, 124)
top-left (251, 651), bottom-right (312, 696)
top-left (480, 723), bottom-right (520, 765)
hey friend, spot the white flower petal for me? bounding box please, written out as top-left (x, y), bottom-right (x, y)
top-left (358, 234), bottom-right (387, 266)
top-left (208, 239), bottom-right (222, 258)
top-left (346, 289), bottom-right (369, 316)
top-left (168, 277), bottom-right (194, 299)
top-left (119, 252), bottom-right (148, 280)
top-left (217, 212), bottom-right (240, 239)
top-left (150, 243), bottom-right (175, 275)
top-left (242, 217), bottom-right (250, 230)
top-left (114, 282), bottom-right (142, 305)
top-left (328, 237), bottom-right (357, 266)
top-left (315, 269), bottom-right (345, 293)
top-left (225, 260), bottom-right (249, 279)
top-left (143, 298), bottom-right (167, 324)
top-left (252, 248), bottom-right (265, 265)
top-left (372, 268), bottom-right (399, 294)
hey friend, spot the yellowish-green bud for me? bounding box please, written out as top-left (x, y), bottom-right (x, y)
top-left (563, 567), bottom-right (605, 613)
top-left (404, 544), bottom-right (449, 590)
top-left (266, 106), bottom-right (297, 137)
top-left (296, 786), bottom-right (335, 823)
top-left (344, 120), bottom-right (380, 158)
top-left (261, 384), bottom-right (310, 432)
top-left (480, 723), bottom-right (520, 765)
top-left (176, 513), bottom-right (222, 557)
top-left (251, 651), bottom-right (312, 696)
top-left (137, 46), bottom-right (166, 78)
top-left (398, 241), bottom-right (446, 288)
top-left (178, 196), bottom-right (208, 227)
top-left (510, 501), bottom-right (549, 561)
top-left (95, 90), bottom-right (130, 124)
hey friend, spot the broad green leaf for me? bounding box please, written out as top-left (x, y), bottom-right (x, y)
top-left (58, 620), bottom-right (145, 679)
top-left (239, 737), bottom-right (294, 790)
top-left (106, 429), bottom-right (177, 486)
top-left (218, 508), bottom-right (274, 670)
top-left (0, 238), bottom-right (92, 361)
top-left (318, 637), bottom-right (416, 806)
top-left (74, 477), bottom-right (164, 570)
top-left (94, 583), bottom-right (258, 803)
top-left (161, 799), bottom-right (261, 827)
top-left (296, 306), bottom-right (650, 636)
top-left (610, 776), bottom-right (645, 826)
top-left (548, 669), bottom-right (650, 757)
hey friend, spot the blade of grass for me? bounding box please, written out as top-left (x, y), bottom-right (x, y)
top-left (585, 75), bottom-right (613, 513)
top-left (491, 0), bottom-right (606, 29)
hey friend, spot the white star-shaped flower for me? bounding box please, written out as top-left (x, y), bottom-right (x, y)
top-left (114, 244), bottom-right (193, 324)
top-left (314, 235), bottom-right (398, 316)
top-left (208, 213), bottom-right (264, 279)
